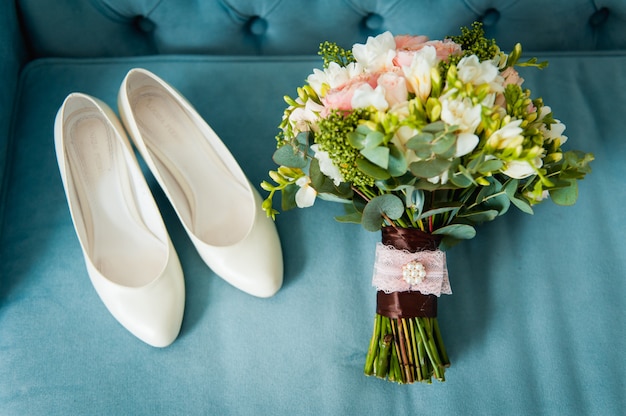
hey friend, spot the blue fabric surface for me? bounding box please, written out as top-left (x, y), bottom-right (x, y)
top-left (16, 0), bottom-right (626, 57)
top-left (0, 54), bottom-right (624, 415)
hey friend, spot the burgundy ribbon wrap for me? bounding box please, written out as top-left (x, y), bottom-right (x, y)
top-left (376, 227), bottom-right (443, 318)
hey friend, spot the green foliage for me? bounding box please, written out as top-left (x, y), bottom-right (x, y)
top-left (315, 109), bottom-right (377, 188)
top-left (447, 22), bottom-right (499, 62)
top-left (262, 23), bottom-right (594, 244)
top-left (361, 194), bottom-right (405, 231)
top-left (318, 41), bottom-right (356, 69)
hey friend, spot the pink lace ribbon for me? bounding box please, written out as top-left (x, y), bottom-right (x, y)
top-left (372, 243), bottom-right (452, 297)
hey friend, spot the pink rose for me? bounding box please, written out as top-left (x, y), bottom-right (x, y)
top-left (377, 71), bottom-right (408, 107)
top-left (495, 67), bottom-right (526, 108)
top-left (395, 34), bottom-right (430, 50)
top-left (501, 66), bottom-right (524, 86)
top-left (393, 39), bottom-right (462, 67)
top-left (321, 73), bottom-right (380, 115)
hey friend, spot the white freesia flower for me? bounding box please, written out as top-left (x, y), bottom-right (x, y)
top-left (307, 62), bottom-right (363, 97)
top-left (537, 105), bottom-right (567, 143)
top-left (295, 176), bottom-right (317, 208)
top-left (455, 133), bottom-right (479, 157)
top-left (440, 92), bottom-right (482, 134)
top-left (502, 157), bottom-right (543, 179)
top-left (402, 45), bottom-right (438, 101)
top-left (351, 83), bottom-right (389, 111)
top-left (311, 144), bottom-right (344, 186)
top-left (457, 55), bottom-right (502, 91)
top-left (486, 119), bottom-right (524, 150)
top-left (288, 98), bottom-right (324, 134)
top-left (352, 31), bottom-right (396, 72)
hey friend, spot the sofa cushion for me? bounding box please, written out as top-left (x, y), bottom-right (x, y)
top-left (16, 0), bottom-right (626, 58)
top-left (1, 53), bottom-right (625, 415)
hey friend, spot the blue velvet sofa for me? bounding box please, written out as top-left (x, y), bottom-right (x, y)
top-left (1, 1), bottom-right (625, 415)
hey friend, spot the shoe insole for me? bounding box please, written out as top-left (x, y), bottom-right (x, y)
top-left (131, 89), bottom-right (253, 247)
top-left (66, 108), bottom-right (165, 287)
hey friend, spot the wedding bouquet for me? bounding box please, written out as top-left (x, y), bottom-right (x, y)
top-left (262, 23), bottom-right (593, 383)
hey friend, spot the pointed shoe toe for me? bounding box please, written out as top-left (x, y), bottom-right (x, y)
top-left (55, 93), bottom-right (185, 347)
top-left (194, 189), bottom-right (284, 298)
top-left (118, 68), bottom-right (283, 297)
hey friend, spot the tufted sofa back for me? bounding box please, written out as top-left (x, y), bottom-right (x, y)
top-left (16, 0), bottom-right (626, 58)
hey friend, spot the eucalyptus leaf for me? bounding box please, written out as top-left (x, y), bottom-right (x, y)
top-left (449, 169), bottom-right (474, 188)
top-left (482, 192), bottom-right (510, 215)
top-left (432, 224), bottom-right (476, 240)
top-left (363, 131), bottom-right (385, 149)
top-left (318, 192), bottom-right (352, 203)
top-left (309, 158), bottom-right (324, 189)
top-left (406, 133), bottom-right (434, 149)
top-left (432, 133), bottom-right (456, 155)
top-left (405, 187), bottom-right (424, 217)
top-left (335, 211), bottom-right (363, 223)
top-left (439, 236), bottom-right (464, 251)
top-left (347, 131), bottom-right (366, 149)
top-left (388, 143), bottom-right (408, 177)
top-left (510, 195), bottom-right (534, 214)
top-left (356, 158), bottom-right (391, 180)
top-left (273, 144), bottom-right (307, 168)
top-left (458, 209), bottom-right (499, 223)
top-left (550, 179), bottom-right (578, 205)
top-left (478, 158), bottom-right (504, 174)
top-left (503, 178), bottom-right (519, 198)
top-left (335, 203), bottom-right (363, 223)
top-left (467, 154), bottom-right (484, 171)
top-left (361, 146), bottom-right (389, 169)
top-left (421, 120), bottom-right (446, 133)
top-left (409, 158), bottom-right (451, 178)
top-left (295, 131), bottom-right (310, 147)
top-left (281, 183), bottom-right (299, 211)
top-left (418, 203), bottom-right (462, 221)
top-left (475, 178), bottom-right (510, 215)
top-left (361, 194), bottom-right (404, 231)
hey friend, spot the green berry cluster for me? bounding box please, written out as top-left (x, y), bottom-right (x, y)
top-left (318, 41), bottom-right (356, 69)
top-left (315, 109), bottom-right (376, 188)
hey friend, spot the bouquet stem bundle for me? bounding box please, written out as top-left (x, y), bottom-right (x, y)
top-left (365, 312), bottom-right (449, 383)
top-left (364, 226), bottom-right (450, 383)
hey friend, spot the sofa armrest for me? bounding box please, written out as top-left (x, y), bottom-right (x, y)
top-left (0, 0), bottom-right (28, 203)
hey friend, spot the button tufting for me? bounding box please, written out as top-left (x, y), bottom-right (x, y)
top-left (134, 16), bottom-right (156, 33)
top-left (589, 7), bottom-right (610, 27)
top-left (248, 16), bottom-right (268, 36)
top-left (480, 8), bottom-right (500, 27)
top-left (364, 13), bottom-right (384, 30)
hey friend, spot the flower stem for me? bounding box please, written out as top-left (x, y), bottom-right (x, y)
top-left (365, 314), bottom-right (449, 383)
top-left (364, 314), bottom-right (381, 376)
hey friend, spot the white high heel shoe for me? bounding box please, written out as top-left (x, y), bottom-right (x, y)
top-left (54, 93), bottom-right (185, 347)
top-left (118, 68), bottom-right (283, 298)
